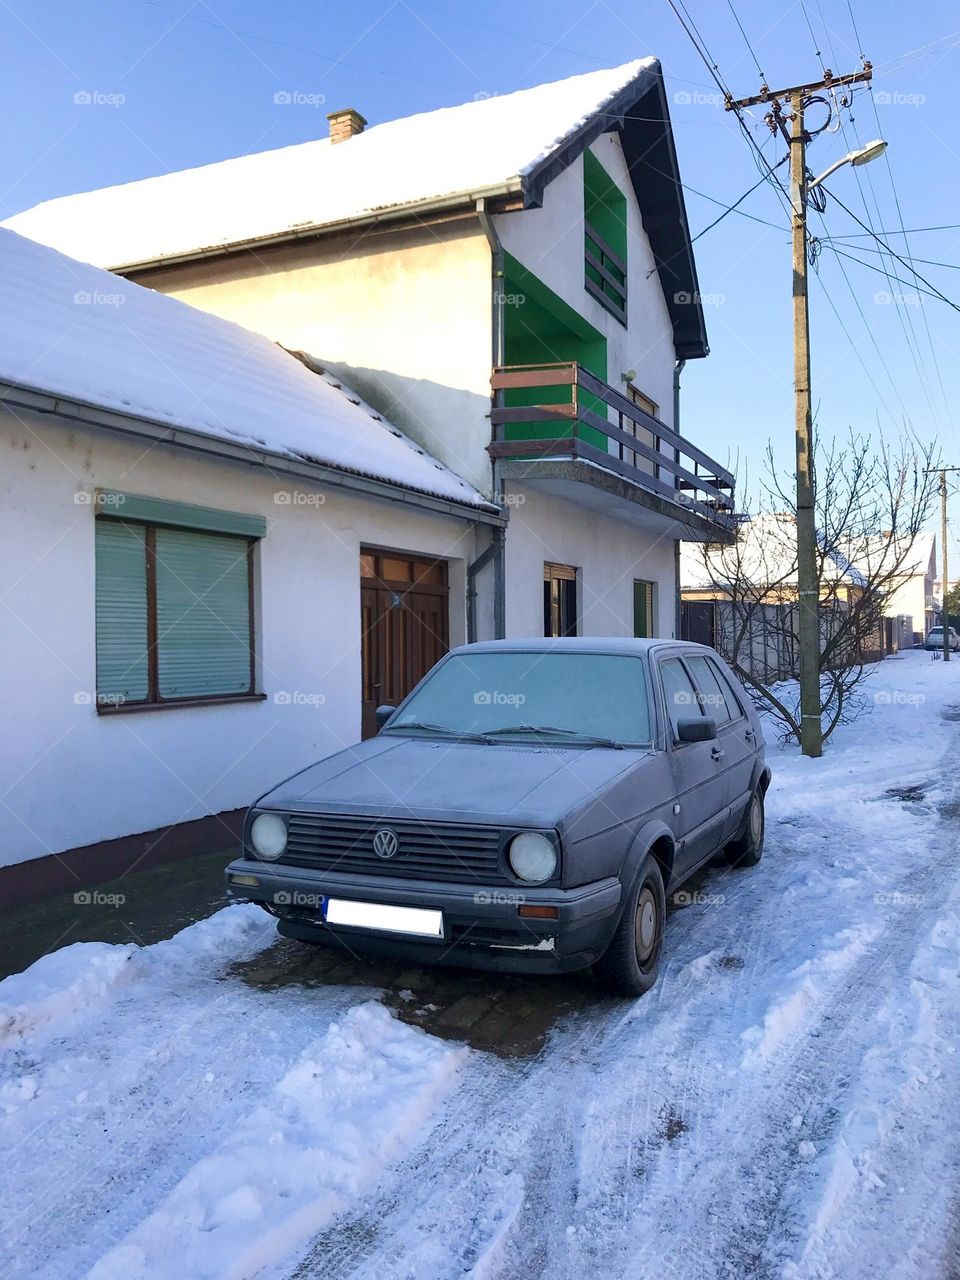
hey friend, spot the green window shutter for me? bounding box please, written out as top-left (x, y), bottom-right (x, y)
top-left (634, 580), bottom-right (654, 639)
top-left (95, 521), bottom-right (150, 703)
top-left (155, 529), bottom-right (252, 699)
top-left (583, 150), bottom-right (628, 323)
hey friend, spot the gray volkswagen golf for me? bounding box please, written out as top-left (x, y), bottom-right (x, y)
top-left (226, 638), bottom-right (770, 996)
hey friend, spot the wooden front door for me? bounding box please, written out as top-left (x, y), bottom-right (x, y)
top-left (360, 549), bottom-right (449, 739)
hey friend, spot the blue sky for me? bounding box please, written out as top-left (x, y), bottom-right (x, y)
top-left (3, 0), bottom-right (959, 555)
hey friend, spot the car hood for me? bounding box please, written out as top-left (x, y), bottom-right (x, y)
top-left (259, 735), bottom-right (647, 828)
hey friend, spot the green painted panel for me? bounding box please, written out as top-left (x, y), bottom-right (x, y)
top-left (501, 252), bottom-right (608, 452)
top-left (155, 529), bottom-right (252, 699)
top-left (97, 491), bottom-right (266, 539)
top-left (95, 521), bottom-right (149, 703)
top-left (583, 149), bottom-right (628, 298)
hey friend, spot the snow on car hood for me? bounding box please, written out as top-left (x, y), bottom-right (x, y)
top-left (259, 735), bottom-right (646, 827)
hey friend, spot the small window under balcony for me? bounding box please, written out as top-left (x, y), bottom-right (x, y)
top-left (584, 151), bottom-right (627, 325)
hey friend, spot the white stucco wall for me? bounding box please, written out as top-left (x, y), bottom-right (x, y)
top-left (135, 220), bottom-right (495, 494)
top-left (503, 481), bottom-right (677, 639)
top-left (0, 408), bottom-right (479, 867)
top-left (495, 131), bottom-right (678, 428)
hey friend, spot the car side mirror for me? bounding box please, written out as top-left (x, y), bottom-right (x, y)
top-left (375, 704), bottom-right (397, 731)
top-left (677, 717), bottom-right (718, 743)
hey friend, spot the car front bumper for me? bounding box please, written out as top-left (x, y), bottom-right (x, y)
top-left (224, 857), bottom-right (623, 974)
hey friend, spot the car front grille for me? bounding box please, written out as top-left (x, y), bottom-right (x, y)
top-left (280, 814), bottom-right (506, 884)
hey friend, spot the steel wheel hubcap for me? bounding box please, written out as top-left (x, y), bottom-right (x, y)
top-left (750, 797), bottom-right (762, 844)
top-left (636, 888), bottom-right (658, 962)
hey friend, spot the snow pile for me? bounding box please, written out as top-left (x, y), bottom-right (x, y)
top-left (0, 905), bottom-right (463, 1280)
top-left (146, 900), bottom-right (275, 969)
top-left (0, 228), bottom-right (493, 508)
top-left (0, 905), bottom-right (270, 1050)
top-left (85, 1002), bottom-right (463, 1280)
top-left (0, 942), bottom-right (142, 1048)
top-left (4, 61), bottom-right (654, 269)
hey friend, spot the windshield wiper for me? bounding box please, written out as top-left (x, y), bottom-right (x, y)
top-left (383, 720), bottom-right (493, 743)
top-left (486, 724), bottom-right (624, 749)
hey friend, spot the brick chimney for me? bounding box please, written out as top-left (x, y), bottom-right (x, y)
top-left (327, 108), bottom-right (367, 144)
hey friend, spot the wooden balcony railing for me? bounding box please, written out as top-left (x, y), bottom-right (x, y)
top-left (488, 362), bottom-right (736, 527)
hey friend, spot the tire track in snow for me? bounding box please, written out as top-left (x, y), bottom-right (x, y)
top-left (634, 741), bottom-right (960, 1279)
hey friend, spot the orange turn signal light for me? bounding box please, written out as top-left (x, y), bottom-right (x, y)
top-left (518, 905), bottom-right (559, 920)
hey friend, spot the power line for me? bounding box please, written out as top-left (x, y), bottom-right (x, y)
top-left (691, 156), bottom-right (789, 241)
top-left (665, 0), bottom-right (793, 217)
top-left (820, 242), bottom-right (960, 306)
top-left (817, 241), bottom-right (960, 272)
top-left (809, 0), bottom-right (947, 430)
top-left (725, 0), bottom-right (764, 80)
top-left (824, 187), bottom-right (960, 313)
top-left (808, 266), bottom-right (903, 430)
top-left (821, 225), bottom-right (960, 239)
top-left (873, 29), bottom-right (960, 76)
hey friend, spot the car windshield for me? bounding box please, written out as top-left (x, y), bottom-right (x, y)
top-left (384, 651), bottom-right (652, 746)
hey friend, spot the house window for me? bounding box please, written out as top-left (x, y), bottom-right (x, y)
top-left (544, 563), bottom-right (579, 637)
top-left (94, 493), bottom-right (265, 711)
top-left (633, 580), bottom-right (657, 638)
top-left (584, 150), bottom-right (627, 325)
top-left (622, 386), bottom-right (659, 472)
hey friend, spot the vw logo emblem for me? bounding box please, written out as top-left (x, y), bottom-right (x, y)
top-left (373, 828), bottom-right (399, 859)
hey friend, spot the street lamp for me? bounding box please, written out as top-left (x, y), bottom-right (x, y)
top-left (790, 118), bottom-right (888, 757)
top-left (807, 139), bottom-right (888, 191)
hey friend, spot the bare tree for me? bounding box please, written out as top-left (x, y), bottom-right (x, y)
top-left (691, 432), bottom-right (939, 746)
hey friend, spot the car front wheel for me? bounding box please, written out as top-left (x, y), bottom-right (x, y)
top-left (593, 853), bottom-right (665, 997)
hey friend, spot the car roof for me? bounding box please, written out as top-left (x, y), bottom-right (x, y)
top-left (449, 637), bottom-right (717, 658)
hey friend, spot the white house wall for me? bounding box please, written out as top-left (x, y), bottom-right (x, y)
top-left (134, 220), bottom-right (496, 495)
top-left (0, 408), bottom-right (478, 868)
top-left (503, 481), bottom-right (677, 638)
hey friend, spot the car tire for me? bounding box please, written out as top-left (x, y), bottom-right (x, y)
top-left (593, 853), bottom-right (665, 998)
top-left (725, 788), bottom-right (765, 868)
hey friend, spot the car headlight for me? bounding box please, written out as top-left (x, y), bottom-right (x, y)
top-left (508, 832), bottom-right (557, 883)
top-left (249, 812), bottom-right (288, 860)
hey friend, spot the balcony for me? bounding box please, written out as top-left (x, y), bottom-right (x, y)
top-left (488, 362), bottom-right (736, 541)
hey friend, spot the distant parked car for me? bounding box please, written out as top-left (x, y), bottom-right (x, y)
top-left (925, 626), bottom-right (960, 652)
top-left (226, 639), bottom-right (771, 997)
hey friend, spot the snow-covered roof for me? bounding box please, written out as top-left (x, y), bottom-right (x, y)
top-left (681, 513), bottom-right (868, 592)
top-left (857, 531), bottom-right (936, 579)
top-left (4, 61), bottom-right (653, 271)
top-left (0, 228), bottom-right (494, 511)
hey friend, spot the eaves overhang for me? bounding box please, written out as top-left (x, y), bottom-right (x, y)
top-left (0, 382), bottom-right (506, 526)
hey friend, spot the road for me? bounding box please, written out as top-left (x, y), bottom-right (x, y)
top-left (1, 653), bottom-right (958, 1280)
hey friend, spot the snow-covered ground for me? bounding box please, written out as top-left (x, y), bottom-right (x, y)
top-left (1, 650), bottom-right (958, 1280)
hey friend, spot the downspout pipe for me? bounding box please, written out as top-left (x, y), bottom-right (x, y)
top-left (477, 197), bottom-right (507, 640)
top-left (466, 541), bottom-right (496, 644)
top-left (673, 358), bottom-right (686, 641)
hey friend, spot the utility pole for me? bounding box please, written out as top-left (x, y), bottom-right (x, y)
top-left (924, 467), bottom-right (960, 661)
top-left (726, 65), bottom-right (874, 758)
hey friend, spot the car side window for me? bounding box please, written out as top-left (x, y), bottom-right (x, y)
top-left (708, 657), bottom-right (747, 720)
top-left (687, 655), bottom-right (738, 725)
top-left (659, 657), bottom-right (702, 740)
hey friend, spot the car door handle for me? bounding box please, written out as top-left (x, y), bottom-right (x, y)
top-left (711, 746), bottom-right (725, 761)
top-left (744, 728), bottom-right (756, 742)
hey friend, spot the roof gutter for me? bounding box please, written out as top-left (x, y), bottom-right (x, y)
top-left (111, 181), bottom-right (524, 275)
top-left (0, 383), bottom-right (506, 526)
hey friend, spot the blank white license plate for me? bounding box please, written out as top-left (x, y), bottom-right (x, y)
top-left (324, 898), bottom-right (444, 938)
